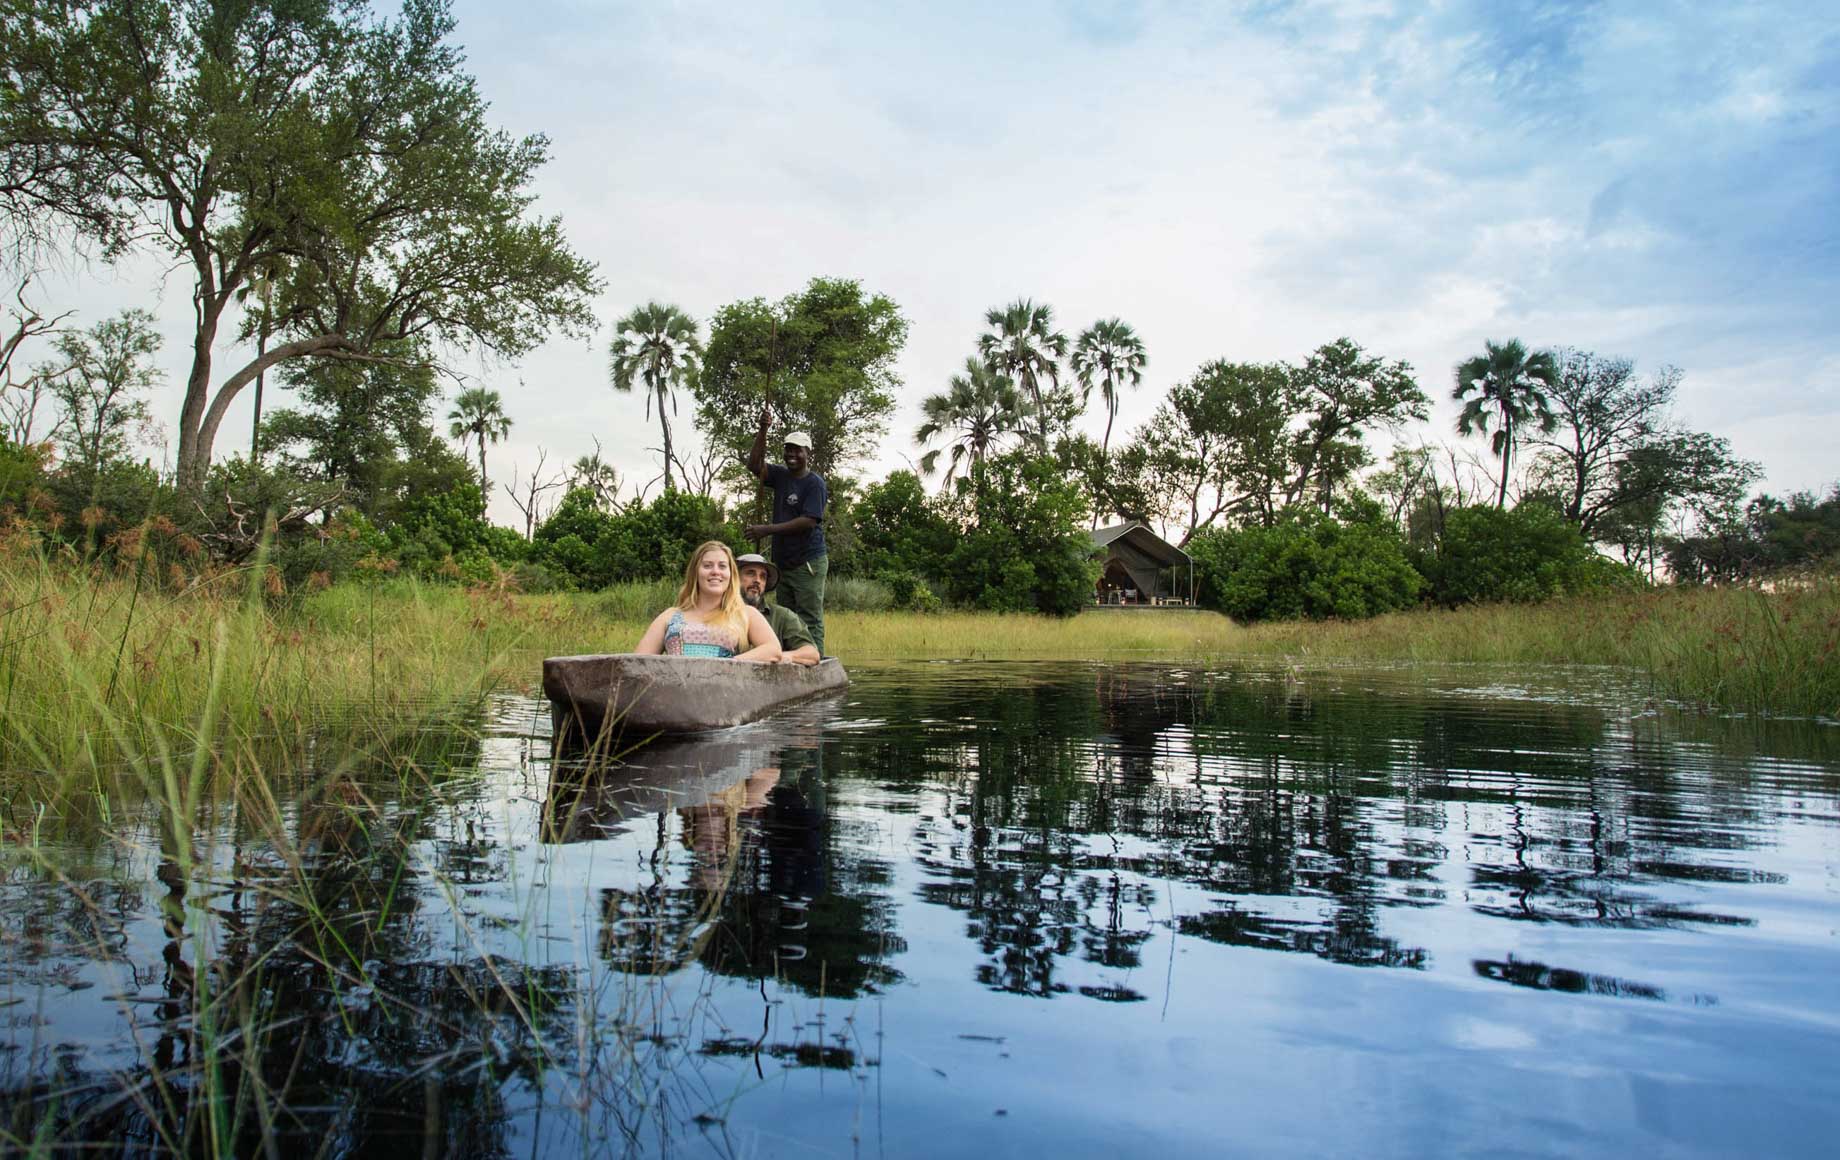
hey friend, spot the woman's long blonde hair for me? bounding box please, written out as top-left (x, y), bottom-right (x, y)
top-left (674, 540), bottom-right (749, 649)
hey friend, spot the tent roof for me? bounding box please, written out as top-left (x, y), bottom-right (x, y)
top-left (1089, 522), bottom-right (1191, 567)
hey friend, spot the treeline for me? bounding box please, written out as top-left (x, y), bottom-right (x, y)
top-left (2, 1), bottom-right (1831, 623)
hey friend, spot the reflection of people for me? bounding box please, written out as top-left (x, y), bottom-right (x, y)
top-left (681, 766), bottom-right (781, 891)
top-left (735, 552), bottom-right (821, 665)
top-left (745, 412), bottom-right (828, 655)
top-left (634, 540), bottom-right (781, 661)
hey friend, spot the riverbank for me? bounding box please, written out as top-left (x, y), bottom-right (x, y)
top-left (2, 561), bottom-right (1833, 778)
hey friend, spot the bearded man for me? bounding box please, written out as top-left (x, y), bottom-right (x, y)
top-left (735, 553), bottom-right (821, 665)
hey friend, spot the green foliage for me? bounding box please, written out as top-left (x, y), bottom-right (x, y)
top-left (43, 309), bottom-right (160, 481)
top-left (1665, 485), bottom-right (1840, 583)
top-left (1070, 317), bottom-right (1147, 455)
top-left (914, 358), bottom-right (1024, 485)
top-left (446, 387), bottom-right (513, 492)
top-left (1119, 340), bottom-right (1427, 544)
top-left (0, 0), bottom-right (600, 487)
top-left (609, 301), bottom-right (701, 492)
top-left (533, 487), bottom-right (738, 589)
top-left (261, 343), bottom-right (483, 528)
top-left (944, 452), bottom-right (1098, 617)
top-left (1452, 338), bottom-right (1558, 508)
top-left (978, 299), bottom-right (1072, 446)
top-left (880, 570), bottom-right (944, 613)
top-left (1419, 502), bottom-right (1613, 607)
top-left (824, 575), bottom-right (895, 613)
top-left (387, 478), bottom-right (496, 576)
top-left (695, 277), bottom-right (907, 479)
top-left (1188, 504), bottom-right (1423, 623)
top-left (849, 470), bottom-right (955, 580)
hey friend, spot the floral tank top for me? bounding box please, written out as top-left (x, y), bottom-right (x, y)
top-left (662, 610), bottom-right (738, 658)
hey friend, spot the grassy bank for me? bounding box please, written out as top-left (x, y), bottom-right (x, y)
top-left (1219, 580), bottom-right (1839, 716)
top-left (2, 557), bottom-right (1833, 779)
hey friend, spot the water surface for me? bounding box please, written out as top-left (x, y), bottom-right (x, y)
top-left (5, 661), bottom-right (1839, 1156)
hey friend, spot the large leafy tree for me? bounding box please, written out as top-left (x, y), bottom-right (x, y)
top-left (446, 387), bottom-right (511, 493)
top-left (609, 302), bottom-right (701, 492)
top-left (914, 357), bottom-right (1024, 487)
top-left (1524, 349), bottom-right (1760, 571)
top-left (1119, 360), bottom-right (1295, 544)
top-left (43, 309), bottom-right (160, 480)
top-left (1070, 318), bottom-right (1146, 457)
top-left (259, 338), bottom-right (474, 523)
top-left (1453, 339), bottom-right (1559, 508)
top-left (977, 299), bottom-right (1069, 447)
top-left (0, 0), bottom-right (598, 491)
top-left (694, 277), bottom-right (907, 481)
top-left (1287, 338), bottom-right (1428, 510)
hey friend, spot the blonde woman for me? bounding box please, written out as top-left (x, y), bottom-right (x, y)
top-left (634, 541), bottom-right (781, 662)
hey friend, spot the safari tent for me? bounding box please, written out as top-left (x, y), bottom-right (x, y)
top-left (1089, 522), bottom-right (1196, 605)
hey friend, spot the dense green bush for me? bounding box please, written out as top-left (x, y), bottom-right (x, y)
top-left (1188, 502), bottom-right (1422, 622)
top-left (825, 575), bottom-right (894, 612)
top-left (1419, 502), bottom-right (1622, 606)
top-left (534, 488), bottom-right (740, 589)
top-left (850, 470), bottom-right (954, 580)
top-left (944, 452), bottom-right (1098, 617)
top-left (881, 569), bottom-right (944, 613)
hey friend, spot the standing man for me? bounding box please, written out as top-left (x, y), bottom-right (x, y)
top-left (746, 407), bottom-right (828, 655)
top-left (735, 553), bottom-right (821, 665)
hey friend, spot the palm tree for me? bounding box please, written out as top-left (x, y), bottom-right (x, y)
top-left (915, 358), bottom-right (1025, 487)
top-left (609, 302), bottom-right (701, 492)
top-left (570, 445), bottom-right (623, 510)
top-left (447, 387), bottom-right (512, 493)
top-left (977, 299), bottom-right (1068, 447)
top-left (1453, 338), bottom-right (1560, 508)
top-left (1070, 318), bottom-right (1147, 458)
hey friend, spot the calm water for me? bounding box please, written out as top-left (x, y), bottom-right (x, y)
top-left (5, 661), bottom-right (1840, 1157)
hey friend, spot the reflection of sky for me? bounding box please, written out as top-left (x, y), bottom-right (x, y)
top-left (10, 664), bottom-right (1840, 1154)
top-left (27, 1), bottom-right (1838, 516)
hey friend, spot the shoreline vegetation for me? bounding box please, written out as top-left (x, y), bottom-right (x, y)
top-left (4, 557), bottom-right (1833, 781)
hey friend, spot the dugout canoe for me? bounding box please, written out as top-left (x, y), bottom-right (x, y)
top-left (543, 653), bottom-right (849, 742)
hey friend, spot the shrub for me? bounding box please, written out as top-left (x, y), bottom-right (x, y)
top-left (850, 471), bottom-right (955, 580)
top-left (1188, 505), bottom-right (1422, 622)
top-left (1419, 502), bottom-right (1610, 607)
top-left (880, 569), bottom-right (943, 613)
top-left (944, 452), bottom-right (1098, 617)
top-left (825, 574), bottom-right (893, 612)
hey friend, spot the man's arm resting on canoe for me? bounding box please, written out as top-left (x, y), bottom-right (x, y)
top-left (732, 605), bottom-right (782, 663)
top-left (780, 640), bottom-right (820, 665)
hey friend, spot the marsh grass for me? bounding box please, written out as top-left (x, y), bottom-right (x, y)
top-left (1, 546), bottom-right (1832, 1151)
top-left (1219, 578), bottom-right (1840, 716)
top-left (0, 551), bottom-right (751, 1153)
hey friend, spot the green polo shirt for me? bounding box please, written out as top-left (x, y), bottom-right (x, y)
top-left (764, 600), bottom-right (815, 653)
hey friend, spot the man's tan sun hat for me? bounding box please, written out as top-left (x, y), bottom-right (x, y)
top-left (783, 430), bottom-right (814, 450)
top-left (734, 552), bottom-right (780, 592)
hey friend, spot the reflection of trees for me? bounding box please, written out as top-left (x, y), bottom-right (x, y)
top-left (854, 662), bottom-right (1807, 996)
top-left (550, 737), bottom-right (905, 999)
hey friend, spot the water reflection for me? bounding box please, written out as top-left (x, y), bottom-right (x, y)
top-left (4, 662), bottom-right (1839, 1155)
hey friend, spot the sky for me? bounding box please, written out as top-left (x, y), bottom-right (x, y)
top-left (27, 0), bottom-right (1840, 525)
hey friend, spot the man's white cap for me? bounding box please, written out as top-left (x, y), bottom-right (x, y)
top-left (783, 430), bottom-right (814, 450)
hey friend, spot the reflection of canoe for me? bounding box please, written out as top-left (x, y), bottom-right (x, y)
top-left (544, 653), bottom-right (849, 741)
top-left (543, 733), bottom-right (778, 843)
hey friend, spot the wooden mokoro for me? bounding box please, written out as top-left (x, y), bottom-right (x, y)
top-left (543, 653), bottom-right (849, 741)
